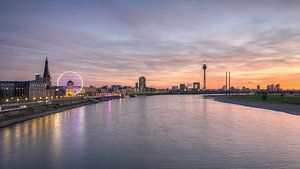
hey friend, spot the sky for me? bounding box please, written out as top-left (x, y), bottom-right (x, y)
top-left (0, 0), bottom-right (300, 89)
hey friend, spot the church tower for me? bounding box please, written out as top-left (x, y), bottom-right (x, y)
top-left (43, 57), bottom-right (51, 88)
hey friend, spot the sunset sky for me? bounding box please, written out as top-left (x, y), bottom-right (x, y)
top-left (0, 0), bottom-right (300, 89)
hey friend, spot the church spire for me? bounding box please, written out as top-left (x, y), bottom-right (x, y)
top-left (43, 56), bottom-right (51, 88)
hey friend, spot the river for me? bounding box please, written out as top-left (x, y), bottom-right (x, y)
top-left (1, 95), bottom-right (300, 169)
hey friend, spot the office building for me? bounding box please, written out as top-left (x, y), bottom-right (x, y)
top-left (193, 82), bottom-right (200, 90)
top-left (179, 84), bottom-right (186, 91)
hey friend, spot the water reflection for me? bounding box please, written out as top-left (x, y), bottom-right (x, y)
top-left (106, 100), bottom-right (112, 130)
top-left (1, 95), bottom-right (300, 169)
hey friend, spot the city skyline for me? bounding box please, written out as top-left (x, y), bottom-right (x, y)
top-left (1, 0), bottom-right (300, 89)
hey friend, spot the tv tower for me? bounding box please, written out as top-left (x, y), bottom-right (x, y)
top-left (202, 59), bottom-right (207, 90)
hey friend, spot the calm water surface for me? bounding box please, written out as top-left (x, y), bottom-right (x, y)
top-left (1, 95), bottom-right (300, 169)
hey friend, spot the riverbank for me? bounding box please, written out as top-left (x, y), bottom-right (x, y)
top-left (208, 95), bottom-right (300, 115)
top-left (0, 96), bottom-right (120, 128)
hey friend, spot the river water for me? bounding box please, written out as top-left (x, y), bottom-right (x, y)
top-left (1, 95), bottom-right (300, 169)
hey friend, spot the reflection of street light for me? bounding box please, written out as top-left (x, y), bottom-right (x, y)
top-left (39, 97), bottom-right (42, 100)
top-left (5, 99), bottom-right (9, 102)
top-left (17, 98), bottom-right (20, 102)
top-left (33, 97), bottom-right (36, 100)
top-left (50, 96), bottom-right (53, 99)
top-left (25, 98), bottom-right (28, 101)
top-left (46, 96), bottom-right (49, 99)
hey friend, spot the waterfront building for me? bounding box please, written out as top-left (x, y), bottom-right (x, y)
top-left (29, 74), bottom-right (47, 100)
top-left (139, 76), bottom-right (146, 88)
top-left (257, 85), bottom-right (261, 91)
top-left (0, 81), bottom-right (16, 101)
top-left (275, 84), bottom-right (281, 91)
top-left (43, 57), bottom-right (52, 88)
top-left (193, 82), bottom-right (200, 91)
top-left (0, 81), bottom-right (30, 101)
top-left (139, 76), bottom-right (146, 92)
top-left (97, 86), bottom-right (109, 93)
top-left (172, 86), bottom-right (178, 91)
top-left (267, 84), bottom-right (274, 91)
top-left (267, 83), bottom-right (281, 92)
top-left (65, 80), bottom-right (75, 97)
top-left (50, 86), bottom-right (65, 98)
top-left (179, 84), bottom-right (186, 91)
top-left (111, 85), bottom-right (122, 92)
top-left (81, 85), bottom-right (97, 96)
top-left (120, 86), bottom-right (135, 94)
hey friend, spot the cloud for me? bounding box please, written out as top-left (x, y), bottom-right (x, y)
top-left (0, 0), bottom-right (300, 89)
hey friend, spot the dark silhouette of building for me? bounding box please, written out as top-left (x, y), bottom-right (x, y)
top-left (139, 76), bottom-right (146, 89)
top-left (179, 84), bottom-right (186, 91)
top-left (43, 57), bottom-right (51, 88)
top-left (193, 82), bottom-right (200, 90)
top-left (257, 85), bottom-right (261, 90)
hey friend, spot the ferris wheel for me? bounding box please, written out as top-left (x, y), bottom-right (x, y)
top-left (57, 71), bottom-right (83, 95)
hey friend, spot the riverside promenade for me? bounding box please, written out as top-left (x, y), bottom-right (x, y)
top-left (0, 96), bottom-right (120, 128)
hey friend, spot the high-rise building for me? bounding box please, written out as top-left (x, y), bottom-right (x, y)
top-left (275, 84), bottom-right (281, 91)
top-left (267, 84), bottom-right (274, 91)
top-left (179, 84), bottom-right (186, 91)
top-left (202, 60), bottom-right (207, 90)
top-left (43, 57), bottom-right (51, 88)
top-left (139, 76), bottom-right (146, 89)
top-left (257, 85), bottom-right (261, 90)
top-left (193, 82), bottom-right (200, 90)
